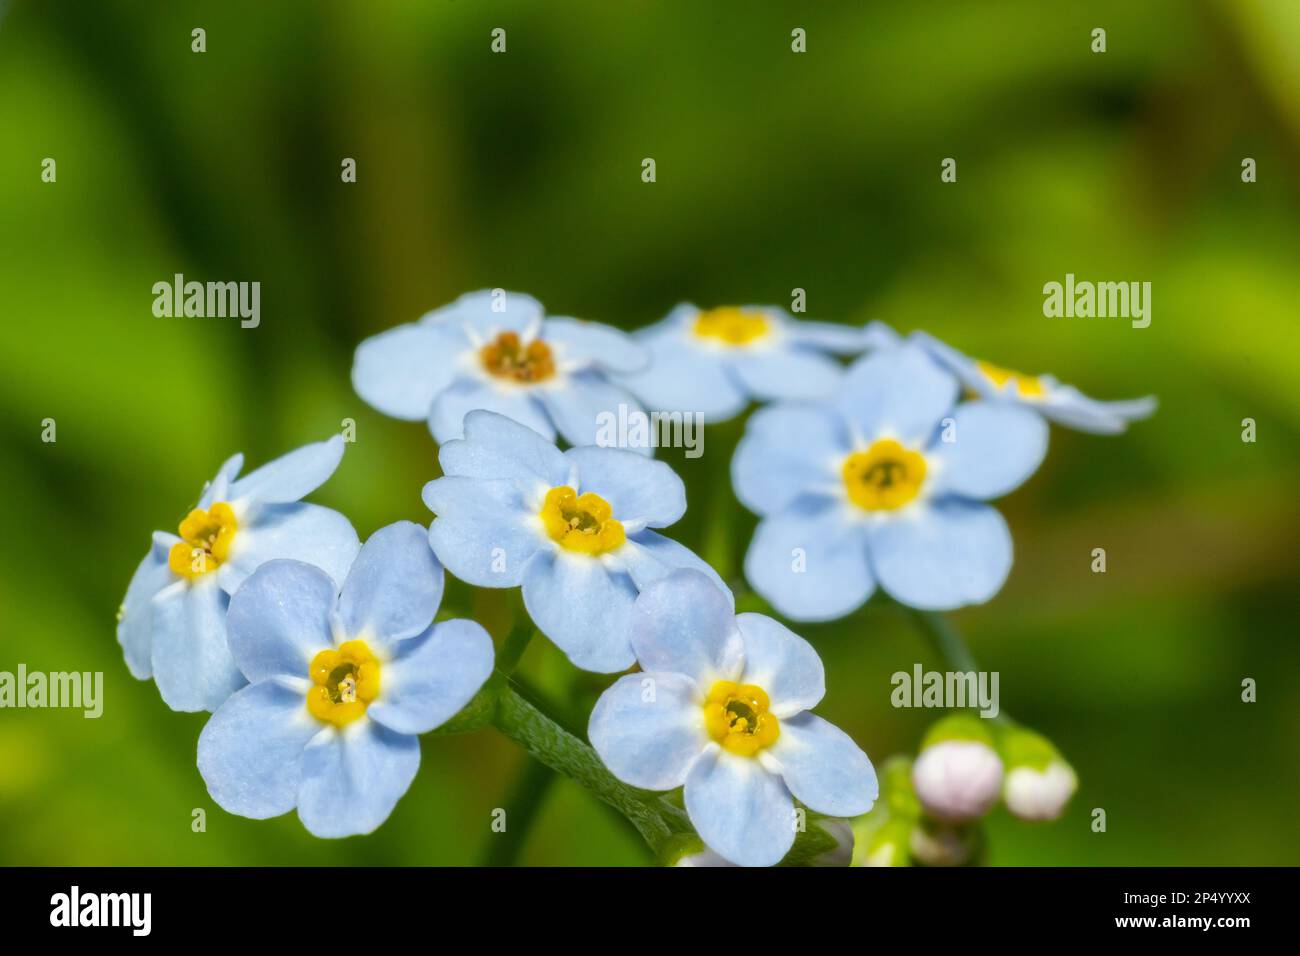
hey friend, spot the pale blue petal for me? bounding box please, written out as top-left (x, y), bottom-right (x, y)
top-left (351, 320), bottom-right (468, 421)
top-left (338, 521), bottom-right (444, 647)
top-left (615, 326), bottom-right (748, 422)
top-left (927, 401), bottom-right (1048, 500)
top-left (149, 578), bottom-right (246, 712)
top-left (685, 748), bottom-right (795, 867)
top-left (735, 613), bottom-right (825, 717)
top-left (867, 500), bottom-right (1012, 610)
top-left (731, 403), bottom-right (848, 515)
top-left (617, 530), bottom-right (732, 602)
top-left (564, 445), bottom-right (685, 526)
top-left (1042, 387), bottom-right (1157, 434)
top-left (543, 317), bottom-right (648, 373)
top-left (438, 409), bottom-right (568, 487)
top-left (197, 679), bottom-right (319, 819)
top-left (744, 498), bottom-right (874, 622)
top-left (367, 619), bottom-right (494, 735)
top-left (629, 569), bottom-right (743, 684)
top-left (228, 435), bottom-right (345, 506)
top-left (117, 537), bottom-right (175, 679)
top-left (767, 712), bottom-right (878, 818)
top-left (420, 289), bottom-right (544, 336)
top-left (907, 330), bottom-right (982, 389)
top-left (199, 453), bottom-right (245, 508)
top-left (429, 378), bottom-right (556, 445)
top-left (538, 373), bottom-right (651, 455)
top-left (522, 550), bottom-right (638, 673)
top-left (221, 502), bottom-right (360, 593)
top-left (423, 477), bottom-right (542, 587)
top-left (225, 560), bottom-right (336, 683)
top-left (633, 304), bottom-right (695, 339)
top-left (911, 331), bottom-right (1159, 434)
top-left (863, 320), bottom-right (904, 350)
top-left (838, 344), bottom-right (959, 446)
top-left (588, 672), bottom-right (708, 790)
top-left (296, 720), bottom-right (421, 838)
top-left (729, 347), bottom-right (843, 402)
top-left (786, 320), bottom-right (878, 354)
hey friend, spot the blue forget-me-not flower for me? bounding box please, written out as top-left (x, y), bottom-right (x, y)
top-left (588, 570), bottom-right (878, 867)
top-left (423, 410), bottom-right (727, 672)
top-left (117, 435), bottom-right (360, 712)
top-left (896, 328), bottom-right (1157, 434)
top-left (734, 345), bottom-right (1048, 619)
top-left (197, 521), bottom-right (493, 838)
top-left (352, 289), bottom-right (651, 450)
top-left (614, 302), bottom-right (880, 423)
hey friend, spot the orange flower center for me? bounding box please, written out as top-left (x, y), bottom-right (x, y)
top-left (480, 331), bottom-right (555, 383)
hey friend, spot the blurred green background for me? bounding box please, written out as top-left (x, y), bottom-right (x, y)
top-left (2, 0), bottom-right (1298, 866)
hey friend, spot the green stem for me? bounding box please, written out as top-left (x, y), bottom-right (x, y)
top-left (491, 683), bottom-right (691, 855)
top-left (496, 619), bottom-right (535, 676)
top-left (480, 756), bottom-right (556, 867)
top-left (439, 639), bottom-right (853, 865)
top-left (702, 417), bottom-right (746, 582)
top-left (911, 609), bottom-right (979, 673)
top-left (910, 609), bottom-right (1011, 725)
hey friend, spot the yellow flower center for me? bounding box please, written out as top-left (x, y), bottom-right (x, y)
top-left (976, 360), bottom-right (1046, 399)
top-left (307, 640), bottom-right (381, 727)
top-left (480, 331), bottom-right (556, 383)
top-left (167, 502), bottom-right (238, 579)
top-left (842, 439), bottom-right (927, 511)
top-left (692, 307), bottom-right (770, 346)
top-left (539, 486), bottom-right (626, 556)
top-left (704, 681), bottom-right (780, 757)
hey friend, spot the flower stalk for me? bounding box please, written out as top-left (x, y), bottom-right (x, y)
top-left (441, 652), bottom-right (842, 864)
top-left (910, 610), bottom-right (1012, 726)
top-left (491, 683), bottom-right (690, 855)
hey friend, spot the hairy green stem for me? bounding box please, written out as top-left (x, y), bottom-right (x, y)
top-left (439, 625), bottom-right (849, 865)
top-left (490, 684), bottom-right (691, 855)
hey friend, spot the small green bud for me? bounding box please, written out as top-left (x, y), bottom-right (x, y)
top-left (921, 712), bottom-right (996, 749)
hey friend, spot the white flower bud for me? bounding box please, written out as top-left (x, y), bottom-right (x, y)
top-left (1003, 760), bottom-right (1077, 821)
top-left (911, 739), bottom-right (1004, 822)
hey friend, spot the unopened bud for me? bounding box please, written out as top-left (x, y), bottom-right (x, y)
top-left (999, 726), bottom-right (1077, 821)
top-left (912, 715), bottom-right (1003, 822)
top-left (811, 818), bottom-right (855, 867)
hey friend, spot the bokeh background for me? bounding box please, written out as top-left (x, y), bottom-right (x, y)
top-left (2, 0), bottom-right (1298, 865)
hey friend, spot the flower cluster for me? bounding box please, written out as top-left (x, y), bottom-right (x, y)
top-left (854, 716), bottom-right (1078, 867)
top-left (119, 290), bottom-right (1150, 865)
